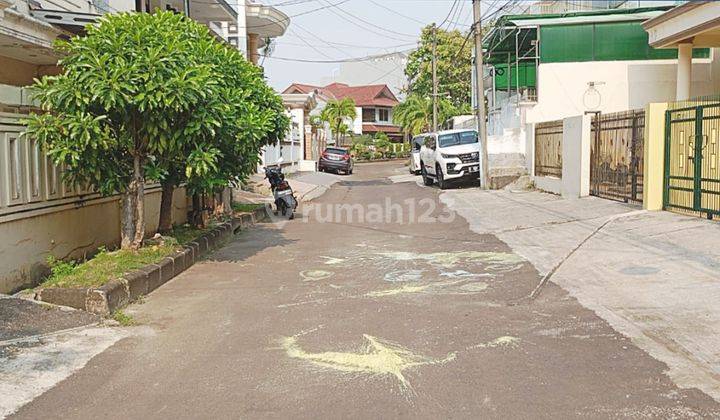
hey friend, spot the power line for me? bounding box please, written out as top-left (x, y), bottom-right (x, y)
top-left (246, 0), bottom-right (350, 30)
top-left (259, 54), bottom-right (405, 64)
top-left (438, 0), bottom-right (459, 29)
top-left (365, 0), bottom-right (427, 25)
top-left (316, 0), bottom-right (418, 41)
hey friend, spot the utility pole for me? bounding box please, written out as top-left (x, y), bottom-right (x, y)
top-left (183, 0), bottom-right (190, 17)
top-left (432, 23), bottom-right (438, 132)
top-left (473, 0), bottom-right (489, 190)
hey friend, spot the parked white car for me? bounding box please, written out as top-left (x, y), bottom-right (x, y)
top-left (409, 134), bottom-right (428, 175)
top-left (419, 129), bottom-right (481, 189)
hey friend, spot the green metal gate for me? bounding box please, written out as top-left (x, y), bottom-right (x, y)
top-left (664, 101), bottom-right (720, 219)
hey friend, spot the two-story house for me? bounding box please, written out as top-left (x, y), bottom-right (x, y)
top-left (283, 82), bottom-right (403, 142)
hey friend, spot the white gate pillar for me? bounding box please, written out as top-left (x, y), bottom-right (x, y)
top-left (561, 114), bottom-right (592, 199)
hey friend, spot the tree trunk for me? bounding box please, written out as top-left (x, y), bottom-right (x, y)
top-left (190, 193), bottom-right (204, 228)
top-left (120, 190), bottom-right (136, 250)
top-left (123, 154), bottom-right (145, 250)
top-left (159, 181), bottom-right (174, 235)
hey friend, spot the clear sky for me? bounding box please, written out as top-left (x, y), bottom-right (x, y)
top-left (260, 0), bottom-right (480, 92)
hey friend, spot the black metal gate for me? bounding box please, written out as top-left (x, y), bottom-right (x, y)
top-left (590, 110), bottom-right (644, 204)
top-left (664, 100), bottom-right (720, 219)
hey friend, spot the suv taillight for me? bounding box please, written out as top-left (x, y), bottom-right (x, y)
top-left (343, 154), bottom-right (350, 160)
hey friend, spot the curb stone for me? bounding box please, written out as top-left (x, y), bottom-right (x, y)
top-left (36, 207), bottom-right (270, 316)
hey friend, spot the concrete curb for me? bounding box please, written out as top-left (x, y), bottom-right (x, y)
top-left (36, 207), bottom-right (269, 316)
top-left (297, 185), bottom-right (329, 203)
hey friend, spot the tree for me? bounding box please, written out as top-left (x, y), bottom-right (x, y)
top-left (25, 12), bottom-right (215, 250)
top-left (373, 132), bottom-right (391, 158)
top-left (404, 25), bottom-right (473, 109)
top-left (155, 39), bottom-right (289, 232)
top-left (321, 98), bottom-right (356, 141)
top-left (393, 93), bottom-right (464, 136)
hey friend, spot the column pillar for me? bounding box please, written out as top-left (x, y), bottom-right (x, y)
top-left (676, 43), bottom-right (693, 101)
top-left (236, 0), bottom-right (247, 59)
top-left (643, 102), bottom-right (669, 211)
top-left (561, 114), bottom-right (592, 199)
top-left (247, 33), bottom-right (259, 65)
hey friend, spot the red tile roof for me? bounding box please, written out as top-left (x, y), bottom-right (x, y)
top-left (283, 82), bottom-right (399, 107)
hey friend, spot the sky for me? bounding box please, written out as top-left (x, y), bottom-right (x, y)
top-left (260, 0), bottom-right (482, 92)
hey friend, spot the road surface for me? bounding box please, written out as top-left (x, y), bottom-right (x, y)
top-left (11, 161), bottom-right (720, 419)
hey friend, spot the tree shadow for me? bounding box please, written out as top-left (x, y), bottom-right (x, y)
top-left (204, 223), bottom-right (298, 264)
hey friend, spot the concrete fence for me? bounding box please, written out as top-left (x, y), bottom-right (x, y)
top-left (0, 112), bottom-right (189, 293)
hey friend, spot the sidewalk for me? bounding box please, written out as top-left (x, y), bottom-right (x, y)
top-left (240, 171), bottom-right (340, 204)
top-left (441, 189), bottom-right (720, 401)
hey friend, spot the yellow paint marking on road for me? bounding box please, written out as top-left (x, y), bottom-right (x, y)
top-left (300, 270), bottom-right (334, 282)
top-left (467, 336), bottom-right (520, 350)
top-left (377, 251), bottom-right (524, 270)
top-left (279, 333), bottom-right (455, 390)
top-left (320, 256), bottom-right (346, 265)
top-left (365, 284), bottom-right (431, 297)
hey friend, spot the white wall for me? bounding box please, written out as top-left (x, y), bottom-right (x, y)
top-left (352, 106), bottom-right (362, 135)
top-left (526, 59), bottom-right (715, 124)
top-left (262, 108), bottom-right (304, 170)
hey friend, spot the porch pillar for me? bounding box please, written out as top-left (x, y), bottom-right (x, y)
top-left (247, 33), bottom-right (259, 65)
top-left (676, 43), bottom-right (693, 101)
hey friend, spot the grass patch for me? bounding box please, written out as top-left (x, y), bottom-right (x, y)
top-left (41, 224), bottom-right (205, 289)
top-left (112, 310), bottom-right (136, 326)
top-left (232, 202), bottom-right (265, 213)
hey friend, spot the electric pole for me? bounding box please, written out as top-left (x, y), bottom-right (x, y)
top-left (473, 0), bottom-right (489, 189)
top-left (432, 23), bottom-right (438, 132)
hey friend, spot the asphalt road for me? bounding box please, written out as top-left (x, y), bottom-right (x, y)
top-left (12, 161), bottom-right (720, 419)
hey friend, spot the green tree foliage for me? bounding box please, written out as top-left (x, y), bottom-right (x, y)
top-left (393, 93), bottom-right (462, 137)
top-left (404, 25), bottom-right (473, 109)
top-left (156, 35), bottom-right (288, 231)
top-left (320, 98), bottom-right (356, 140)
top-left (373, 132), bottom-right (391, 158)
top-left (24, 11), bottom-right (288, 247)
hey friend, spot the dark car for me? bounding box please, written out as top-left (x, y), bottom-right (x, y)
top-left (318, 147), bottom-right (354, 175)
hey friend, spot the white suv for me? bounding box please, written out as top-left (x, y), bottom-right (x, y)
top-left (419, 129), bottom-right (481, 189)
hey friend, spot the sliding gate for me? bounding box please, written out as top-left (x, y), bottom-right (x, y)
top-left (664, 101), bottom-right (720, 219)
top-left (590, 110), bottom-right (645, 204)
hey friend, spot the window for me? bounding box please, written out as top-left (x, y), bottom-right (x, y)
top-left (362, 108), bottom-right (375, 122)
top-left (438, 131), bottom-right (478, 148)
top-left (378, 108), bottom-right (389, 122)
top-left (425, 136), bottom-right (436, 149)
top-left (9, 136), bottom-right (21, 200)
top-left (412, 136), bottom-right (424, 151)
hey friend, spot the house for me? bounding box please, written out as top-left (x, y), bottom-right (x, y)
top-left (283, 82), bottom-right (403, 143)
top-left (0, 0), bottom-right (289, 293)
top-left (477, 5), bottom-right (719, 180)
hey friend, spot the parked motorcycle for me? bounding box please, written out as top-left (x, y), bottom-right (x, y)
top-left (264, 161), bottom-right (297, 219)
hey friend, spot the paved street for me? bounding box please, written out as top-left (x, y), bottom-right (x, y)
top-left (9, 161), bottom-right (720, 418)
